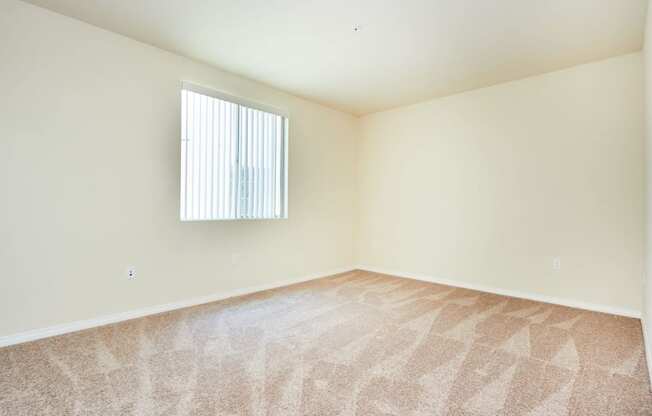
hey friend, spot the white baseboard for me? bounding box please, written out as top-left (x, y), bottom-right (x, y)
top-left (2, 265), bottom-right (641, 349)
top-left (355, 265), bottom-right (641, 319)
top-left (0, 266), bottom-right (355, 348)
top-left (642, 316), bottom-right (652, 389)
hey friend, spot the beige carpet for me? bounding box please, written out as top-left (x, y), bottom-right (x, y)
top-left (1, 270), bottom-right (650, 415)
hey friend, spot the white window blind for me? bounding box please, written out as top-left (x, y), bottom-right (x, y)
top-left (180, 82), bottom-right (288, 221)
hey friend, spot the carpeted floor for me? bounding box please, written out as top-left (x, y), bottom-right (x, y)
top-left (1, 270), bottom-right (651, 415)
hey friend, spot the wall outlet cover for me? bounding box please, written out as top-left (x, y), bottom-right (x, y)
top-left (127, 267), bottom-right (137, 279)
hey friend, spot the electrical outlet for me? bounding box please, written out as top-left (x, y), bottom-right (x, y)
top-left (126, 267), bottom-right (136, 280)
top-left (552, 257), bottom-right (561, 271)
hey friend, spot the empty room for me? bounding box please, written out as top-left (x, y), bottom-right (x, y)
top-left (2, 0), bottom-right (652, 414)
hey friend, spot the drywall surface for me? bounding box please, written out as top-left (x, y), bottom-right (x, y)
top-left (0, 0), bottom-right (646, 340)
top-left (358, 53), bottom-right (645, 313)
top-left (643, 4), bottom-right (652, 384)
top-left (0, 0), bottom-right (358, 337)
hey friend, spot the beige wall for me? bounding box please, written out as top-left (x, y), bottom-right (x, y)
top-left (0, 0), bottom-right (358, 338)
top-left (0, 0), bottom-right (646, 340)
top-left (357, 53), bottom-right (645, 313)
top-left (644, 3), bottom-right (652, 380)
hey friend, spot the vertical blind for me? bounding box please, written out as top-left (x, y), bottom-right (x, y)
top-left (180, 83), bottom-right (288, 221)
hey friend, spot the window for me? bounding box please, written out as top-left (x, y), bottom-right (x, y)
top-left (180, 82), bottom-right (288, 221)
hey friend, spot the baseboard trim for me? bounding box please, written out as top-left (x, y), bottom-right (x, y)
top-left (2, 265), bottom-right (640, 348)
top-left (0, 266), bottom-right (355, 348)
top-left (642, 316), bottom-right (652, 389)
top-left (355, 265), bottom-right (641, 319)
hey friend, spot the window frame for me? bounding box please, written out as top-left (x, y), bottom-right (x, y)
top-left (180, 81), bottom-right (289, 221)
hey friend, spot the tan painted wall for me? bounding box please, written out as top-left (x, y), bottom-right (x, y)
top-left (357, 53), bottom-right (645, 313)
top-left (0, 0), bottom-right (358, 337)
top-left (0, 0), bottom-right (646, 339)
top-left (643, 3), bottom-right (652, 380)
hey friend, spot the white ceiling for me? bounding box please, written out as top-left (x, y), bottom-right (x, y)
top-left (23, 0), bottom-right (649, 115)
